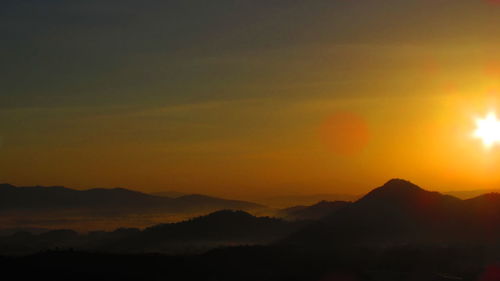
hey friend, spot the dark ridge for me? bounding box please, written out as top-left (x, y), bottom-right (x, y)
top-left (358, 178), bottom-right (426, 201)
top-left (466, 192), bottom-right (500, 202)
top-left (147, 209), bottom-right (259, 230)
top-left (0, 184), bottom-right (263, 212)
top-left (280, 200), bottom-right (351, 220)
top-left (464, 193), bottom-right (500, 216)
top-left (0, 183), bottom-right (15, 189)
top-left (281, 179), bottom-right (468, 248)
top-left (355, 178), bottom-right (460, 208)
top-left (0, 210), bottom-right (306, 255)
top-left (175, 194), bottom-right (264, 209)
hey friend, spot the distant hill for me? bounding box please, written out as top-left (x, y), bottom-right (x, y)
top-left (174, 194), bottom-right (264, 211)
top-left (0, 210), bottom-right (305, 255)
top-left (283, 179), bottom-right (500, 247)
top-left (5, 179), bottom-right (500, 255)
top-left (134, 210), bottom-right (303, 250)
top-left (0, 227), bottom-right (50, 236)
top-left (151, 191), bottom-right (186, 198)
top-left (0, 184), bottom-right (263, 213)
top-left (446, 189), bottom-right (500, 199)
top-left (259, 193), bottom-right (359, 208)
top-left (2, 179), bottom-right (500, 280)
top-left (280, 201), bottom-right (351, 220)
top-left (0, 184), bottom-right (265, 231)
top-left (0, 184), bottom-right (170, 211)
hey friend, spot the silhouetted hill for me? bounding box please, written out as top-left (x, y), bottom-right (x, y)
top-left (0, 210), bottom-right (305, 255)
top-left (283, 179), bottom-right (494, 248)
top-left (258, 193), bottom-right (359, 208)
top-left (357, 178), bottom-right (457, 204)
top-left (280, 201), bottom-right (351, 220)
top-left (465, 192), bottom-right (500, 211)
top-left (3, 179), bottom-right (500, 280)
top-left (174, 195), bottom-right (263, 211)
top-left (0, 184), bottom-right (171, 210)
top-left (0, 227), bottom-right (49, 236)
top-left (5, 178), bottom-right (500, 257)
top-left (138, 210), bottom-right (301, 245)
top-left (446, 189), bottom-right (500, 199)
top-left (461, 193), bottom-right (500, 239)
top-left (0, 184), bottom-right (262, 212)
top-left (96, 210), bottom-right (304, 253)
top-left (0, 184), bottom-right (265, 231)
top-left (150, 191), bottom-right (186, 198)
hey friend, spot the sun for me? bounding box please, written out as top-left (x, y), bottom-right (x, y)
top-left (473, 112), bottom-right (500, 148)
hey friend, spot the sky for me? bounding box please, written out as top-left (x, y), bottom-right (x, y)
top-left (1, 0), bottom-right (500, 199)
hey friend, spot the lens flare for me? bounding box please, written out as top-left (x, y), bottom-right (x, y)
top-left (320, 112), bottom-right (370, 155)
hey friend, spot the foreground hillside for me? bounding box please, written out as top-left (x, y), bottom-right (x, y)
top-left (1, 244), bottom-right (499, 281)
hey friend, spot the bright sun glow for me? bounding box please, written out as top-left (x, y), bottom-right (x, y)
top-left (473, 112), bottom-right (500, 148)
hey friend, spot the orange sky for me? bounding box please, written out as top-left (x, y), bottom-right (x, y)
top-left (1, 1), bottom-right (499, 199)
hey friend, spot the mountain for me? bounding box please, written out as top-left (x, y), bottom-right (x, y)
top-left (280, 201), bottom-right (351, 220)
top-left (2, 179), bottom-right (500, 280)
top-left (139, 210), bottom-right (301, 245)
top-left (0, 184), bottom-right (265, 231)
top-left (5, 178), bottom-right (500, 255)
top-left (151, 191), bottom-right (186, 198)
top-left (111, 210), bottom-right (304, 253)
top-left (0, 210), bottom-right (305, 255)
top-left (465, 192), bottom-right (500, 213)
top-left (174, 194), bottom-right (263, 211)
top-left (0, 184), bottom-right (170, 211)
top-left (259, 193), bottom-right (359, 208)
top-left (446, 189), bottom-right (500, 199)
top-left (283, 179), bottom-right (499, 248)
top-left (0, 184), bottom-right (262, 212)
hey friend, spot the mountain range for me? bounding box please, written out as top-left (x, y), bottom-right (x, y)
top-left (279, 200), bottom-right (351, 220)
top-left (2, 178), bottom-right (500, 256)
top-left (0, 210), bottom-right (306, 255)
top-left (0, 183), bottom-right (265, 231)
top-left (0, 183), bottom-right (262, 213)
top-left (284, 178), bottom-right (500, 248)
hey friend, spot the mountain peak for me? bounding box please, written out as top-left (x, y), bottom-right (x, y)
top-left (372, 178), bottom-right (423, 193)
top-left (382, 178), bottom-right (421, 189)
top-left (357, 179), bottom-right (431, 204)
top-left (204, 209), bottom-right (254, 219)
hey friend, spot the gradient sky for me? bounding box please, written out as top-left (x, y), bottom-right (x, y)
top-left (1, 0), bottom-right (499, 199)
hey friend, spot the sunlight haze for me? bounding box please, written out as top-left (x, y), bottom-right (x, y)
top-left (1, 0), bottom-right (499, 199)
